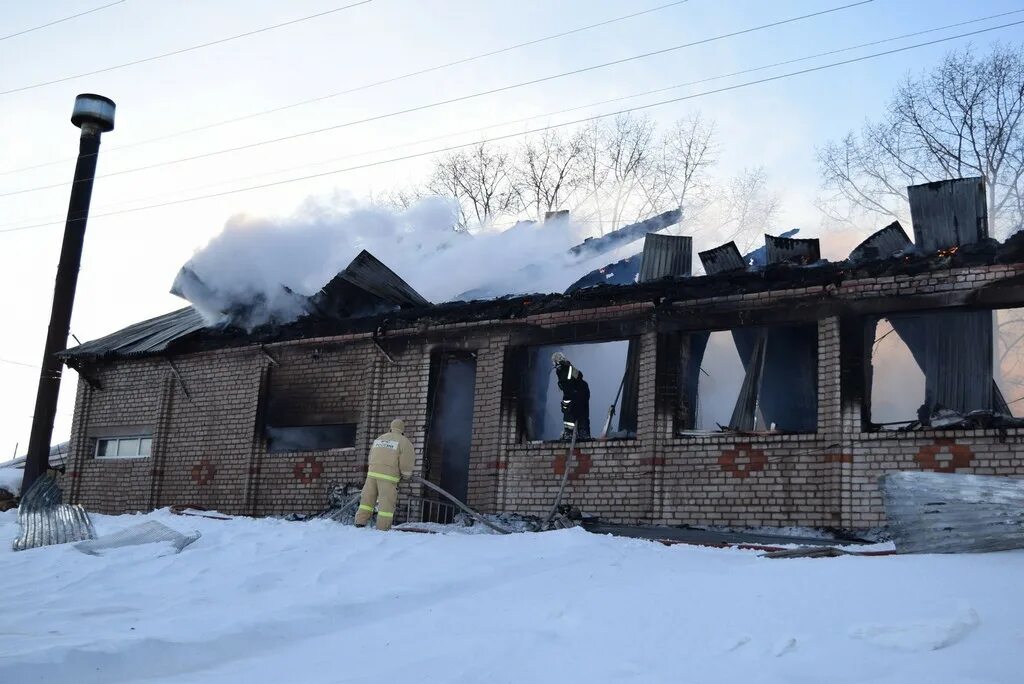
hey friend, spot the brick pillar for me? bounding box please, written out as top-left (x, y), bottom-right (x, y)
top-left (467, 336), bottom-right (508, 511)
top-left (66, 377), bottom-right (94, 504)
top-left (820, 316), bottom-right (857, 528)
top-left (636, 331), bottom-right (659, 524)
top-left (148, 373), bottom-right (175, 510)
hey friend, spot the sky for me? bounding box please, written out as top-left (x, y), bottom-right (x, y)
top-left (1, 0), bottom-right (1021, 460)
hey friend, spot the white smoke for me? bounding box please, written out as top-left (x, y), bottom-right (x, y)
top-left (177, 194), bottom-right (612, 328)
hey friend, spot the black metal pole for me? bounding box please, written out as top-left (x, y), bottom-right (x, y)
top-left (21, 125), bottom-right (104, 494)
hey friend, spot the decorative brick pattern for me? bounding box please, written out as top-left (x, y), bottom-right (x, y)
top-left (718, 444), bottom-right (767, 479)
top-left (292, 456), bottom-right (324, 484)
top-left (190, 459), bottom-right (215, 485)
top-left (916, 439), bottom-right (974, 472)
top-left (551, 449), bottom-right (592, 481)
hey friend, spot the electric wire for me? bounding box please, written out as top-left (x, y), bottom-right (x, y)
top-left (42, 7), bottom-right (1015, 228)
top-left (0, 0), bottom-right (873, 197)
top-left (0, 0), bottom-right (693, 177)
top-left (0, 0), bottom-right (375, 96)
top-left (2, 17), bottom-right (1019, 235)
top-left (0, 0), bottom-right (125, 42)
top-left (0, 358), bottom-right (37, 368)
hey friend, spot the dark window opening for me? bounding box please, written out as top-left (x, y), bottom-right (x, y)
top-left (867, 309), bottom-right (1024, 430)
top-left (676, 323), bottom-right (818, 434)
top-left (266, 424), bottom-right (357, 452)
top-left (516, 340), bottom-right (634, 442)
top-left (261, 365), bottom-right (360, 453)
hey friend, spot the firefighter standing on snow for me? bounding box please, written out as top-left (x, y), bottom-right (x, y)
top-left (355, 419), bottom-right (415, 530)
top-left (552, 352), bottom-right (591, 440)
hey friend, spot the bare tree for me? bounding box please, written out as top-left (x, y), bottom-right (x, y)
top-left (820, 43), bottom-right (1024, 237)
top-left (374, 187), bottom-right (424, 212)
top-left (516, 129), bottom-right (587, 220)
top-left (577, 114), bottom-right (659, 233)
top-left (717, 167), bottom-right (781, 251)
top-left (428, 143), bottom-right (523, 230)
top-left (642, 113), bottom-right (718, 221)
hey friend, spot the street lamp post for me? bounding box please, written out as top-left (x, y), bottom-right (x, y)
top-left (21, 94), bottom-right (116, 494)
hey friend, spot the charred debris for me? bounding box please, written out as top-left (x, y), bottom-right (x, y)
top-left (62, 178), bottom-right (1024, 436)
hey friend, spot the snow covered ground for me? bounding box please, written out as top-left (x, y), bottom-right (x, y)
top-left (1, 509), bottom-right (1022, 684)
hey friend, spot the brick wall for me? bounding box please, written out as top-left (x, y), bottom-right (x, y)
top-left (66, 262), bottom-right (1024, 529)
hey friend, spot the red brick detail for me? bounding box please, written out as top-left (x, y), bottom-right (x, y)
top-left (640, 457), bottom-right (666, 466)
top-left (491, 459), bottom-right (508, 470)
top-left (68, 471), bottom-right (80, 479)
top-left (293, 456), bottom-right (324, 484)
top-left (916, 439), bottom-right (974, 472)
top-left (718, 443), bottom-right (767, 479)
top-left (822, 453), bottom-right (853, 464)
top-left (190, 459), bottom-right (216, 486)
top-left (552, 450), bottom-right (593, 481)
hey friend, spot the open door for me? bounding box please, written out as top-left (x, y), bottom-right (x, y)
top-left (423, 351), bottom-right (477, 521)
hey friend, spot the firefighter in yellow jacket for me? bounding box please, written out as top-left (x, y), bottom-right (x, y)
top-left (354, 419), bottom-right (415, 530)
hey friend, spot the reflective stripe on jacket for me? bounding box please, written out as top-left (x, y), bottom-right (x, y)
top-left (367, 430), bottom-right (415, 481)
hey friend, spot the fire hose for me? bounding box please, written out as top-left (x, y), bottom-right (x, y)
top-left (412, 476), bottom-right (514, 535)
top-left (537, 425), bottom-right (578, 531)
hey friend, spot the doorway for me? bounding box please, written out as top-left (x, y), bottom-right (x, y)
top-left (424, 350), bottom-right (477, 521)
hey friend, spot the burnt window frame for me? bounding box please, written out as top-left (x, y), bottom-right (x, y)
top-left (505, 336), bottom-right (641, 444)
top-left (855, 305), bottom-right (1023, 433)
top-left (671, 320), bottom-right (820, 437)
top-left (256, 363), bottom-right (360, 455)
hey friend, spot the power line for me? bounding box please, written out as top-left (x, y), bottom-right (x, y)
top-left (0, 7), bottom-right (1011, 232)
top-left (16, 7), bottom-right (1011, 229)
top-left (0, 0), bottom-right (693, 178)
top-left (0, 0), bottom-right (375, 96)
top-left (3, 18), bottom-right (1019, 236)
top-left (0, 0), bottom-right (874, 198)
top-left (0, 358), bottom-right (37, 369)
top-left (0, 0), bottom-right (125, 42)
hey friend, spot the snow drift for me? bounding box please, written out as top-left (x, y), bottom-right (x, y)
top-left (2, 508), bottom-right (1021, 683)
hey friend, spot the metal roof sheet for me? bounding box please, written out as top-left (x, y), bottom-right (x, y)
top-left (849, 221), bottom-right (912, 262)
top-left (638, 234), bottom-right (692, 282)
top-left (61, 307), bottom-right (207, 361)
top-left (698, 241), bottom-right (746, 275)
top-left (909, 177), bottom-right (988, 251)
top-left (765, 234), bottom-right (820, 265)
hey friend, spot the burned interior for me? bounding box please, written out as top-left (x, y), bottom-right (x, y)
top-left (56, 178), bottom-right (1024, 530)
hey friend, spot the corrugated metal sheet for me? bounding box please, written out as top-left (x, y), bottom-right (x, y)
top-left (12, 473), bottom-right (96, 551)
top-left (881, 471), bottom-right (1024, 553)
top-left (888, 311), bottom-right (994, 415)
top-left (909, 177), bottom-right (988, 252)
top-left (567, 209), bottom-right (682, 259)
top-left (765, 234), bottom-right (820, 265)
top-left (61, 307), bottom-right (206, 361)
top-left (75, 520), bottom-right (201, 556)
top-left (849, 221), bottom-right (912, 262)
top-left (638, 234), bottom-right (692, 282)
top-left (698, 241), bottom-right (745, 275)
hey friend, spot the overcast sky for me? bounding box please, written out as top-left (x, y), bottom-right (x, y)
top-left (1, 0), bottom-right (1021, 460)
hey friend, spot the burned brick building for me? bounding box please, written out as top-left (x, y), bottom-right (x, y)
top-left (58, 178), bottom-right (1024, 531)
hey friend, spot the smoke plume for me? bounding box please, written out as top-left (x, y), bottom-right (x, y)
top-left (175, 194), bottom-right (613, 328)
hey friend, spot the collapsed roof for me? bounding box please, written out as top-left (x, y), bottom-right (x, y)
top-left (62, 179), bottom-right (1023, 374)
